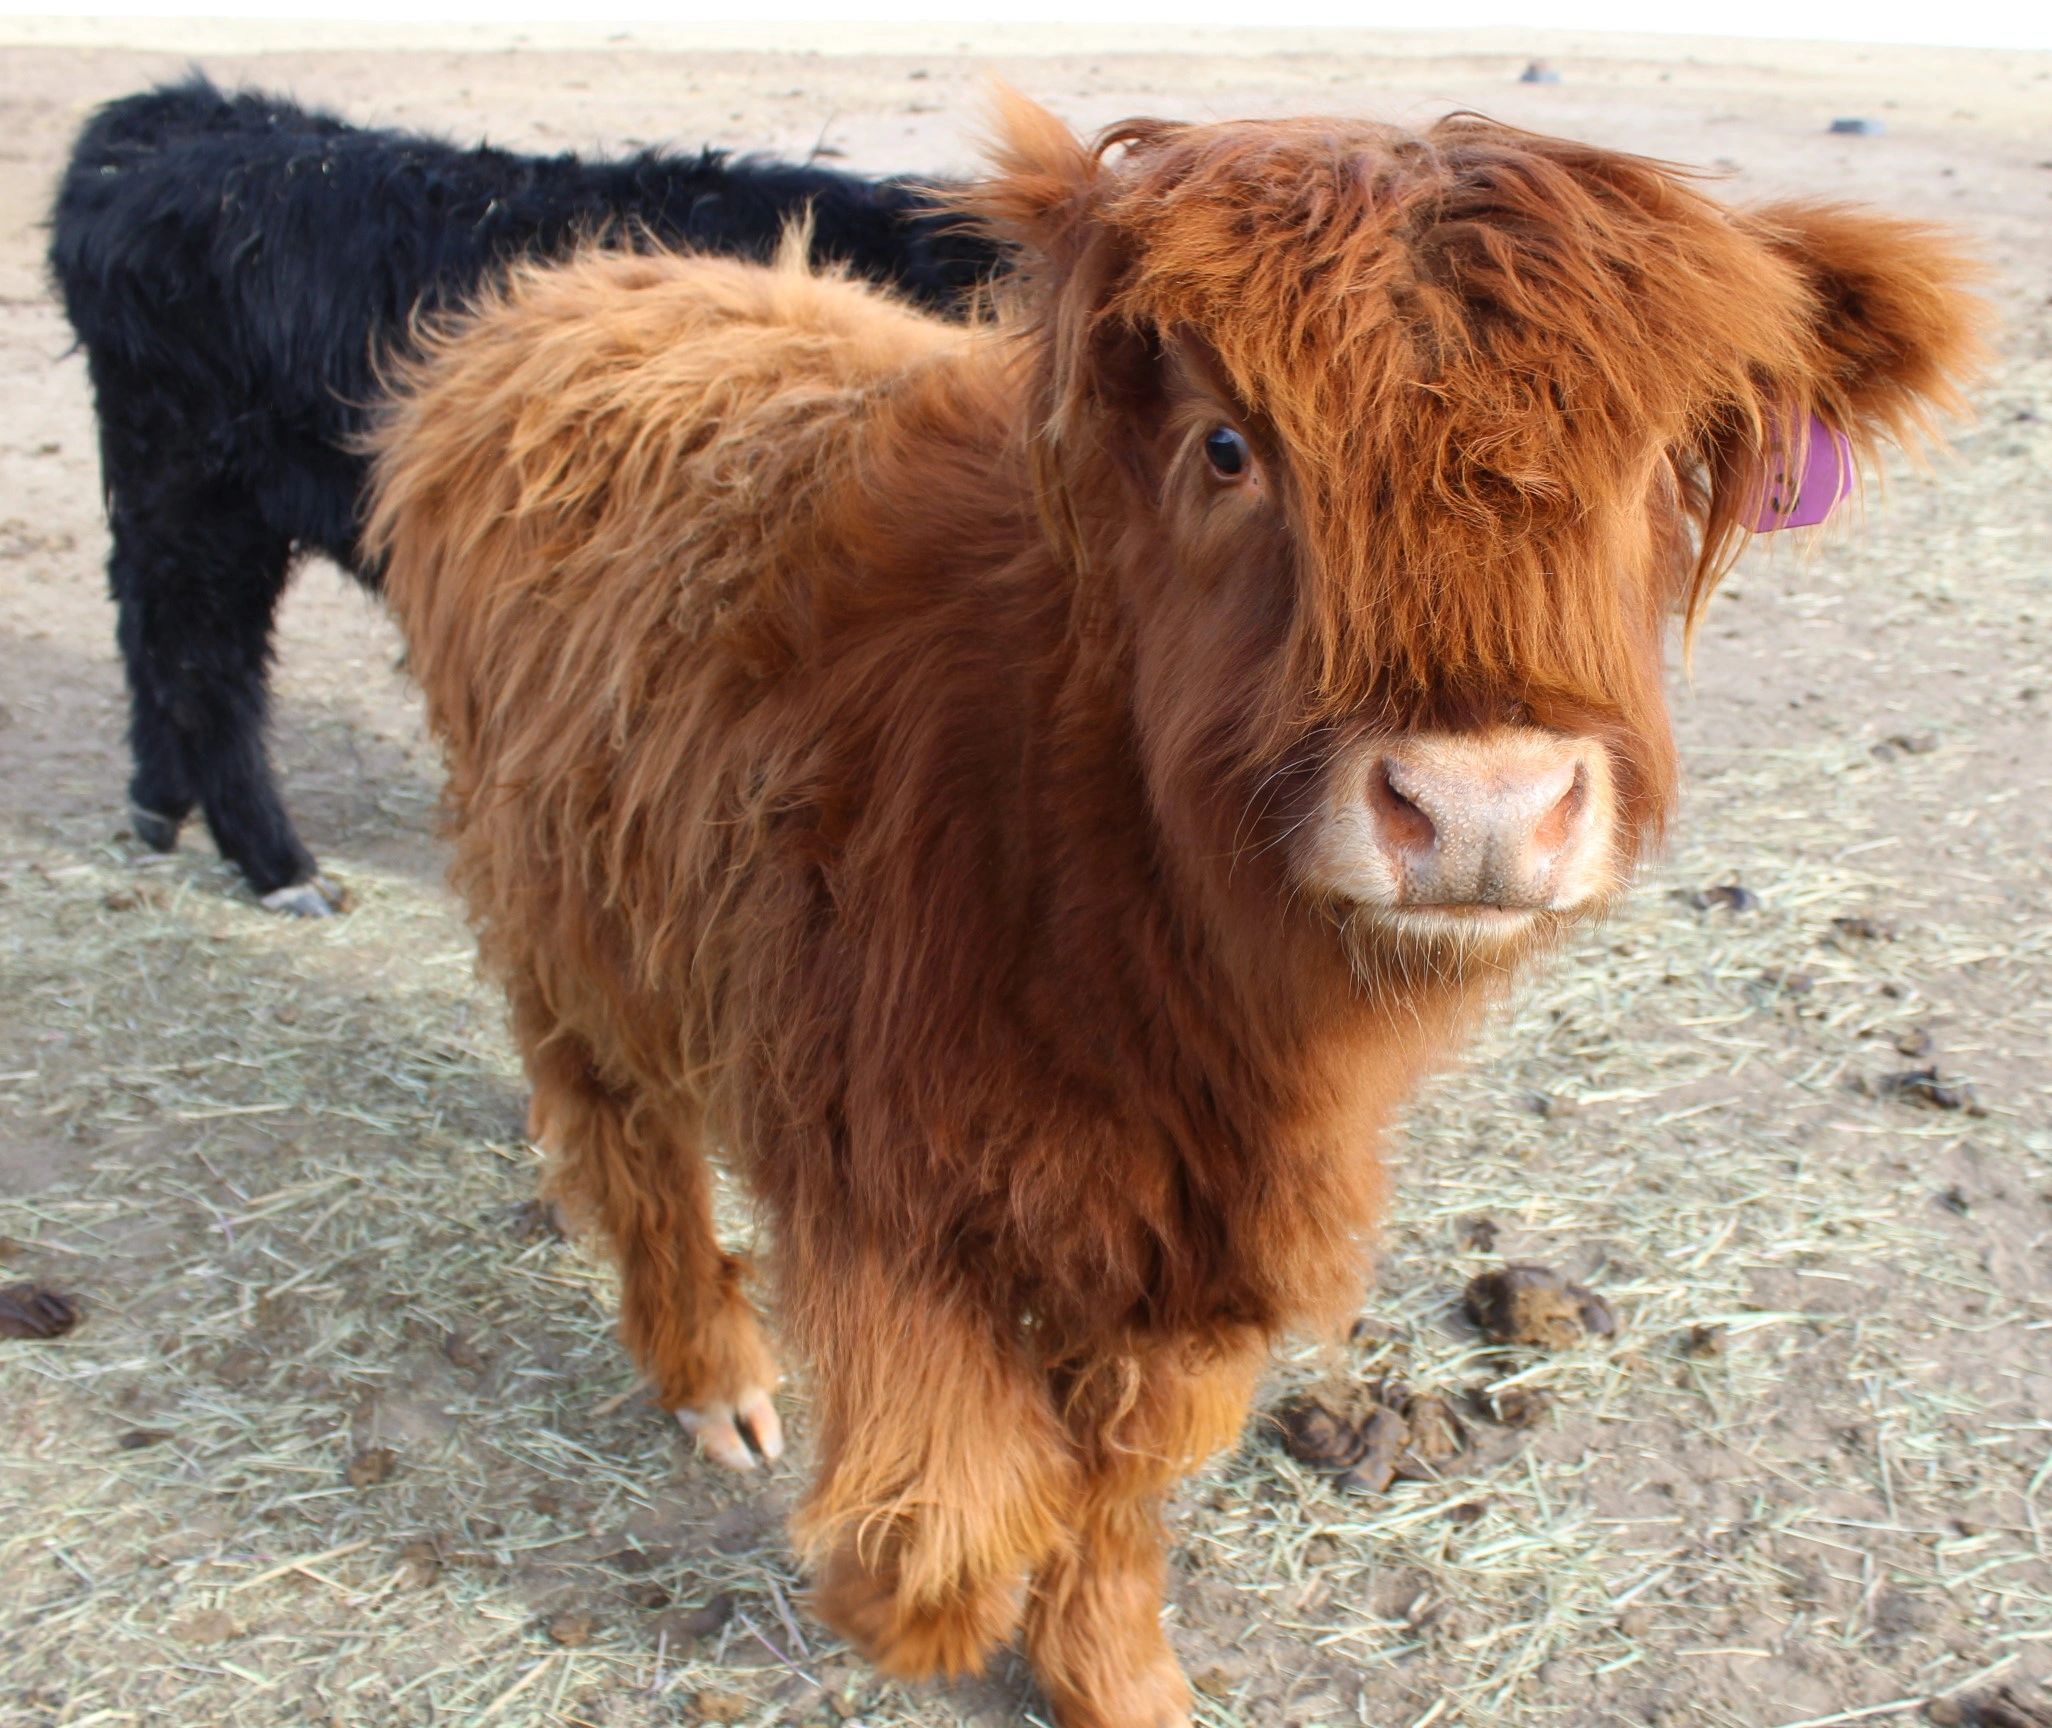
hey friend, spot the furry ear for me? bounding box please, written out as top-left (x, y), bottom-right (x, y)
top-left (1742, 200), bottom-right (1986, 446)
top-left (1680, 202), bottom-right (1984, 633)
top-left (970, 89), bottom-right (1166, 578)
top-left (972, 85), bottom-right (1104, 264)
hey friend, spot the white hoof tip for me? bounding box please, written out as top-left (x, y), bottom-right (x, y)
top-left (677, 1390), bottom-right (782, 1471)
top-left (676, 1407), bottom-right (756, 1471)
top-left (260, 877), bottom-right (351, 917)
top-left (736, 1389), bottom-right (785, 1463)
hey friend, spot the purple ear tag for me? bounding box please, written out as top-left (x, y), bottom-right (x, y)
top-left (1750, 413), bottom-right (1854, 532)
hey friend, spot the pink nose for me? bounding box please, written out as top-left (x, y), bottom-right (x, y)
top-left (1367, 733), bottom-right (1609, 910)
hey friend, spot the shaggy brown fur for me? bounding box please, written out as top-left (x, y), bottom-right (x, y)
top-left (366, 94), bottom-right (1979, 1726)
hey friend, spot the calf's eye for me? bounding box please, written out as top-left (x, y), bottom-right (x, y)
top-left (1203, 426), bottom-right (1250, 479)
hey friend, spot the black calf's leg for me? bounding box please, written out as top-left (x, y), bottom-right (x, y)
top-left (106, 504), bottom-right (344, 915)
top-left (116, 582), bottom-right (196, 854)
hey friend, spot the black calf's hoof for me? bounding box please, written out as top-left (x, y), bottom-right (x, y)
top-left (259, 875), bottom-right (352, 917)
top-left (129, 804), bottom-right (183, 853)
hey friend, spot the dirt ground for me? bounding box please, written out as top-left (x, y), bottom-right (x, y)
top-left (1, 25), bottom-right (2047, 1728)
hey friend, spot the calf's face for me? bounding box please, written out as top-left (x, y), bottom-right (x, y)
top-left (1128, 332), bottom-right (1659, 959)
top-left (985, 100), bottom-right (1979, 970)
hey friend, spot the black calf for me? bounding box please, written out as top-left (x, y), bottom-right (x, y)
top-left (49, 77), bottom-right (999, 913)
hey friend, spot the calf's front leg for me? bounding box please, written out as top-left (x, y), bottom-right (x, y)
top-left (1026, 1333), bottom-right (1264, 1728)
top-left (795, 1269), bottom-right (1076, 1678)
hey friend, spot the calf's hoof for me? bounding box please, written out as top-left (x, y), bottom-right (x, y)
top-left (676, 1386), bottom-right (784, 1471)
top-left (1045, 1659), bottom-right (1193, 1728)
top-left (259, 875), bottom-right (351, 917)
top-left (129, 804), bottom-right (183, 853)
top-left (814, 1546), bottom-right (1023, 1680)
top-left (660, 1257), bottom-right (781, 1469)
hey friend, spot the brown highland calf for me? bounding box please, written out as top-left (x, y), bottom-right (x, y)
top-left (367, 95), bottom-right (1979, 1726)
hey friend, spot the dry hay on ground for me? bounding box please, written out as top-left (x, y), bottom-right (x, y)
top-left (2, 646), bottom-right (2046, 1725)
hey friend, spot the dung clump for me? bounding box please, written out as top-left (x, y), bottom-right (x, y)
top-left (1465, 1263), bottom-right (1616, 1348)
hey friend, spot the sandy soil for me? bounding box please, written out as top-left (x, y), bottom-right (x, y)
top-left (1, 26), bottom-right (2048, 1728)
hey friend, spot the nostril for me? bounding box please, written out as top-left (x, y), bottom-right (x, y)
top-left (1530, 762), bottom-right (1588, 857)
top-left (1369, 762), bottom-right (1437, 854)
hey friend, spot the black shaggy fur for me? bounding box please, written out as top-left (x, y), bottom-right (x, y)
top-left (49, 76), bottom-right (1002, 912)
